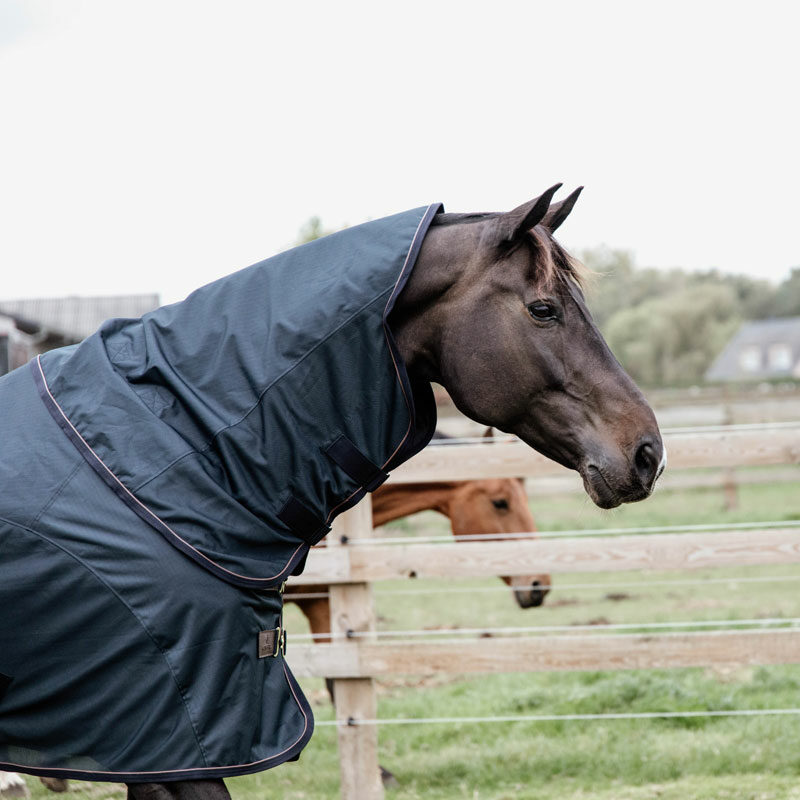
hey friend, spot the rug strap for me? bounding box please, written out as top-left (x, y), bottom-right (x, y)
top-left (277, 496), bottom-right (331, 546)
top-left (325, 434), bottom-right (389, 492)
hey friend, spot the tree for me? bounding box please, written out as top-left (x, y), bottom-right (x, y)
top-left (604, 284), bottom-right (742, 386)
top-left (295, 216), bottom-right (335, 245)
top-left (772, 267), bottom-right (800, 317)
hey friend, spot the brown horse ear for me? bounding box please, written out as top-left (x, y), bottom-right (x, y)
top-left (544, 186), bottom-right (583, 233)
top-left (499, 184), bottom-right (562, 244)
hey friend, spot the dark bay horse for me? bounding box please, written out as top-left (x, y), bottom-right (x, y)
top-left (0, 186), bottom-right (664, 800)
top-left (130, 186), bottom-right (663, 799)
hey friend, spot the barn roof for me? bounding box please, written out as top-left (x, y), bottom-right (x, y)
top-left (0, 295), bottom-right (160, 344)
top-left (705, 316), bottom-right (800, 382)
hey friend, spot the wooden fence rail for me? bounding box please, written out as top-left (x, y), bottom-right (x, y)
top-left (287, 629), bottom-right (800, 679)
top-left (291, 527), bottom-right (800, 585)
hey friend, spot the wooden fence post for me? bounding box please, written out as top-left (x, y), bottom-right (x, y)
top-left (329, 498), bottom-right (383, 800)
top-left (722, 467), bottom-right (739, 510)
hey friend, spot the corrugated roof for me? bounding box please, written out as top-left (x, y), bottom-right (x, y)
top-left (0, 295), bottom-right (160, 343)
top-left (705, 316), bottom-right (800, 381)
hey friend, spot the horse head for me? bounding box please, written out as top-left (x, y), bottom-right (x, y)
top-left (393, 185), bottom-right (665, 508)
top-left (446, 474), bottom-right (550, 608)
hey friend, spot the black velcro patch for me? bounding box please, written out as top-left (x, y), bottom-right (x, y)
top-left (277, 496), bottom-right (330, 546)
top-left (325, 434), bottom-right (388, 492)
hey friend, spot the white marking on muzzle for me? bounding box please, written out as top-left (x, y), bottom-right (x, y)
top-left (656, 445), bottom-right (667, 479)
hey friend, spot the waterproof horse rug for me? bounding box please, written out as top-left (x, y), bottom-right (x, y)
top-left (0, 204), bottom-right (440, 782)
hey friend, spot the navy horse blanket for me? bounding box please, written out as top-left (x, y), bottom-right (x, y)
top-left (0, 205), bottom-right (440, 781)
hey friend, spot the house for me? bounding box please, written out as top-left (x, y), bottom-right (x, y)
top-left (0, 294), bottom-right (159, 376)
top-left (0, 312), bottom-right (38, 375)
top-left (705, 316), bottom-right (800, 382)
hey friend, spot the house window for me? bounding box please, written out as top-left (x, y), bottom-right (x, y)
top-left (739, 345), bottom-right (761, 372)
top-left (768, 343), bottom-right (792, 372)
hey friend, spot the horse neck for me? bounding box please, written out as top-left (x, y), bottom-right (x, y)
top-left (390, 222), bottom-right (483, 383)
top-left (371, 482), bottom-right (460, 527)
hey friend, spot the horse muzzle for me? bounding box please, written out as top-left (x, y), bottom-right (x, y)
top-left (580, 435), bottom-right (666, 509)
top-left (508, 576), bottom-right (551, 608)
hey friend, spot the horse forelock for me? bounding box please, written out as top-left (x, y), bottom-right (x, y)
top-left (431, 212), bottom-right (585, 291)
top-left (526, 228), bottom-right (587, 293)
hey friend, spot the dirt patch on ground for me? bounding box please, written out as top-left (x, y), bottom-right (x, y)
top-left (572, 616), bottom-right (612, 627)
top-left (604, 592), bottom-right (634, 602)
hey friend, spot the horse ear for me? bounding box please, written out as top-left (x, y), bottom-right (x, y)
top-left (499, 184), bottom-right (562, 244)
top-left (544, 186), bottom-right (583, 233)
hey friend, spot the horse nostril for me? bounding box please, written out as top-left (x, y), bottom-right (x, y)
top-left (531, 580), bottom-right (541, 589)
top-left (634, 440), bottom-right (659, 489)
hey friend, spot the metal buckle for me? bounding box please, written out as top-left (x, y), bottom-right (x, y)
top-left (258, 626), bottom-right (286, 658)
top-left (272, 626), bottom-right (281, 657)
top-left (271, 626), bottom-right (287, 657)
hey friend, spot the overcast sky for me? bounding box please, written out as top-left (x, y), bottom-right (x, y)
top-left (1, 0), bottom-right (797, 304)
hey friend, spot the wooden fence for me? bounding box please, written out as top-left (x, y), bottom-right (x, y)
top-left (285, 425), bottom-right (800, 800)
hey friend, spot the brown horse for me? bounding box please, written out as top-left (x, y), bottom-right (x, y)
top-left (286, 450), bottom-right (549, 790)
top-left (118, 186), bottom-right (665, 799)
top-left (286, 458), bottom-right (551, 645)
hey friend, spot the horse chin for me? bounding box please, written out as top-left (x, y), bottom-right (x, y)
top-left (580, 464), bottom-right (623, 509)
top-left (515, 590), bottom-right (547, 609)
top-left (580, 462), bottom-right (657, 508)
top-left (510, 579), bottom-right (551, 608)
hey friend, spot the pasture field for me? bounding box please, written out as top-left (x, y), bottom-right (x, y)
top-left (22, 471), bottom-right (800, 800)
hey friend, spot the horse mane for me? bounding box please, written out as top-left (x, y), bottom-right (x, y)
top-left (430, 213), bottom-right (502, 226)
top-left (431, 212), bottom-right (586, 290)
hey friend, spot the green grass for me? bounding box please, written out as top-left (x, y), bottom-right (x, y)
top-left (225, 662), bottom-right (800, 799)
top-left (19, 478), bottom-right (800, 799)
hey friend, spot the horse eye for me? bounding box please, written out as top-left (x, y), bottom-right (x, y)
top-left (491, 498), bottom-right (509, 510)
top-left (527, 302), bottom-right (557, 321)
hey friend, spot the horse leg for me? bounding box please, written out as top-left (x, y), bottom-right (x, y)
top-left (294, 596), bottom-right (398, 787)
top-left (126, 780), bottom-right (231, 800)
top-left (293, 596), bottom-right (336, 702)
top-left (39, 778), bottom-right (68, 793)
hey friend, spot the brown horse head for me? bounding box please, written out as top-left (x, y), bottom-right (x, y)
top-left (444, 474), bottom-right (550, 608)
top-left (393, 186), bottom-right (665, 508)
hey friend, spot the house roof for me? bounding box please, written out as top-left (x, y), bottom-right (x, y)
top-left (0, 295), bottom-right (160, 343)
top-left (705, 316), bottom-right (800, 382)
top-left (0, 309), bottom-right (41, 336)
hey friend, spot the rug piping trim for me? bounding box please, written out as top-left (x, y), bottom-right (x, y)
top-left (0, 661), bottom-right (314, 781)
top-left (28, 202), bottom-right (441, 589)
top-left (31, 355), bottom-right (305, 590)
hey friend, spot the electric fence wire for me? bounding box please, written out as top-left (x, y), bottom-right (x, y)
top-left (290, 617), bottom-right (800, 642)
top-left (426, 420), bottom-right (800, 446)
top-left (341, 518), bottom-right (800, 546)
top-left (314, 707), bottom-right (800, 727)
top-left (282, 573), bottom-right (800, 601)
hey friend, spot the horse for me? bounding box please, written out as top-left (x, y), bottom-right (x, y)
top-left (0, 186), bottom-right (664, 800)
top-left (288, 432), bottom-right (551, 651)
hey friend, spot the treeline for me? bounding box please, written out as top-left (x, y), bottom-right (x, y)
top-left (581, 248), bottom-right (800, 387)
